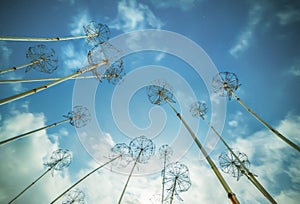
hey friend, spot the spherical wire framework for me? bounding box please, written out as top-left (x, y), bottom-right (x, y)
top-left (110, 143), bottom-right (132, 167)
top-left (44, 149), bottom-right (72, 175)
top-left (87, 42), bottom-right (124, 84)
top-left (83, 21), bottom-right (110, 46)
top-left (25, 44), bottom-right (58, 74)
top-left (159, 144), bottom-right (173, 160)
top-left (129, 136), bottom-right (156, 164)
top-left (66, 106), bottom-right (91, 128)
top-left (219, 150), bottom-right (250, 181)
top-left (146, 80), bottom-right (176, 105)
top-left (190, 101), bottom-right (208, 119)
top-left (62, 188), bottom-right (85, 204)
top-left (164, 162), bottom-right (191, 202)
top-left (212, 72), bottom-right (240, 100)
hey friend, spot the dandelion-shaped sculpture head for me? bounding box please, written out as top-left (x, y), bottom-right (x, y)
top-left (219, 150), bottom-right (250, 181)
top-left (190, 101), bottom-right (208, 119)
top-left (212, 72), bottom-right (241, 100)
top-left (164, 162), bottom-right (191, 202)
top-left (83, 21), bottom-right (110, 46)
top-left (110, 143), bottom-right (132, 167)
top-left (64, 105), bottom-right (91, 128)
top-left (62, 188), bottom-right (85, 204)
top-left (26, 44), bottom-right (58, 74)
top-left (87, 42), bottom-right (125, 84)
top-left (44, 149), bottom-right (72, 175)
top-left (129, 136), bottom-right (156, 164)
top-left (146, 80), bottom-right (176, 105)
top-left (159, 144), bottom-right (173, 161)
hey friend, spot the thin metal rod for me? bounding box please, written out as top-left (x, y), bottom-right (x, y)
top-left (0, 59), bottom-right (43, 74)
top-left (0, 34), bottom-right (98, 42)
top-left (169, 176), bottom-right (178, 204)
top-left (9, 168), bottom-right (52, 203)
top-left (203, 117), bottom-right (277, 203)
top-left (0, 74), bottom-right (115, 83)
top-left (0, 61), bottom-right (107, 106)
top-left (166, 100), bottom-right (240, 204)
top-left (161, 152), bottom-right (167, 204)
top-left (118, 151), bottom-right (142, 204)
top-left (51, 155), bottom-right (121, 204)
top-left (0, 118), bottom-right (70, 146)
top-left (225, 84), bottom-right (300, 152)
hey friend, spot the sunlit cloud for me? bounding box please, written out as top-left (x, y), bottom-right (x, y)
top-left (69, 9), bottom-right (90, 35)
top-left (0, 108), bottom-right (72, 203)
top-left (110, 0), bottom-right (164, 32)
top-left (277, 7), bottom-right (300, 26)
top-left (149, 0), bottom-right (203, 11)
top-left (229, 2), bottom-right (263, 58)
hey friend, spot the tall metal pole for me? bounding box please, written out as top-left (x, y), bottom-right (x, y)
top-left (166, 100), bottom-right (240, 204)
top-left (0, 34), bottom-right (98, 42)
top-left (51, 155), bottom-right (121, 204)
top-left (0, 59), bottom-right (43, 74)
top-left (0, 118), bottom-right (70, 146)
top-left (118, 150), bottom-right (142, 204)
top-left (224, 83), bottom-right (300, 152)
top-left (169, 176), bottom-right (178, 204)
top-left (9, 168), bottom-right (52, 203)
top-left (0, 61), bottom-right (107, 106)
top-left (203, 117), bottom-right (276, 203)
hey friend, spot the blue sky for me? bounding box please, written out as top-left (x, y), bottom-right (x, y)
top-left (0, 0), bottom-right (299, 203)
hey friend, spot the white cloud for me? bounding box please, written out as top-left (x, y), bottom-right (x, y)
top-left (149, 0), bottom-right (202, 11)
top-left (69, 10), bottom-right (90, 35)
top-left (288, 63), bottom-right (300, 76)
top-left (277, 7), bottom-right (300, 26)
top-left (0, 42), bottom-right (13, 66)
top-left (155, 52), bottom-right (166, 62)
top-left (228, 120), bottom-right (238, 127)
top-left (61, 43), bottom-right (88, 74)
top-left (0, 108), bottom-right (72, 203)
top-left (111, 0), bottom-right (164, 32)
top-left (229, 2), bottom-right (264, 58)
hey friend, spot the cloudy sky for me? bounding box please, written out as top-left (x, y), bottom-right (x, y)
top-left (0, 0), bottom-right (299, 203)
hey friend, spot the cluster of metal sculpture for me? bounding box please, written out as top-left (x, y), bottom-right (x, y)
top-left (1, 20), bottom-right (298, 204)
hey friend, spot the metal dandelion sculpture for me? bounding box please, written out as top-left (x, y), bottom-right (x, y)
top-left (190, 101), bottom-right (277, 203)
top-left (88, 42), bottom-right (125, 84)
top-left (0, 105), bottom-right (91, 145)
top-left (0, 44), bottom-right (58, 75)
top-left (163, 162), bottom-right (191, 204)
top-left (118, 136), bottom-right (156, 204)
top-left (61, 189), bottom-right (85, 204)
top-left (146, 80), bottom-right (240, 204)
top-left (159, 144), bottom-right (173, 204)
top-left (0, 21), bottom-right (109, 46)
top-left (0, 40), bottom-right (124, 106)
top-left (212, 71), bottom-right (300, 152)
top-left (9, 149), bottom-right (72, 203)
top-left (219, 150), bottom-right (250, 181)
top-left (51, 143), bottom-right (130, 204)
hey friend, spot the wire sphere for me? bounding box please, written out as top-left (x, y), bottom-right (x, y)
top-left (190, 101), bottom-right (208, 119)
top-left (26, 44), bottom-right (58, 74)
top-left (146, 80), bottom-right (175, 105)
top-left (65, 106), bottom-right (91, 128)
top-left (110, 143), bottom-right (132, 167)
top-left (102, 59), bottom-right (125, 85)
top-left (219, 150), bottom-right (250, 181)
top-left (212, 72), bottom-right (240, 100)
top-left (159, 144), bottom-right (173, 160)
top-left (44, 149), bottom-right (72, 172)
top-left (164, 162), bottom-right (191, 201)
top-left (62, 188), bottom-right (85, 204)
top-left (129, 136), bottom-right (155, 164)
top-left (83, 21), bottom-right (110, 46)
